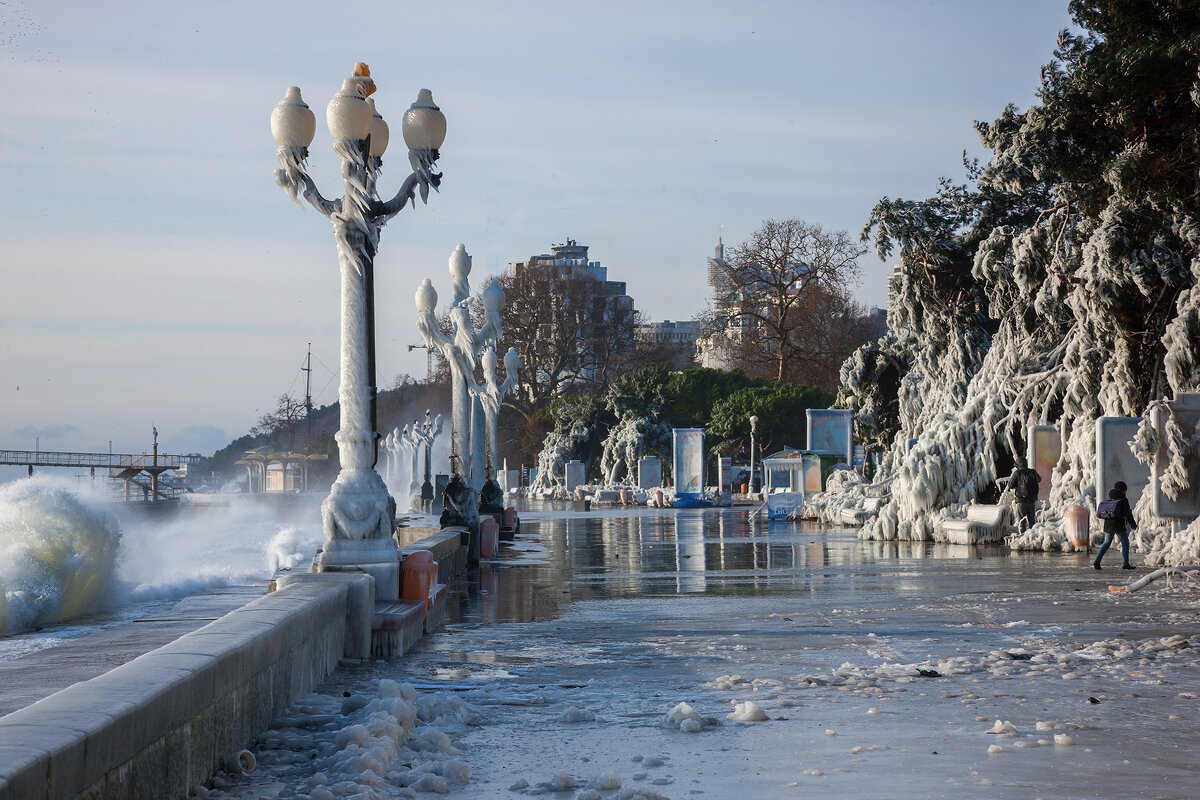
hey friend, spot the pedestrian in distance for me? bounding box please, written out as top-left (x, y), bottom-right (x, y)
top-left (1094, 480), bottom-right (1137, 570)
top-left (1009, 456), bottom-right (1041, 533)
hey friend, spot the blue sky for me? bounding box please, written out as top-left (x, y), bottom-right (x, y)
top-left (0, 0), bottom-right (1075, 473)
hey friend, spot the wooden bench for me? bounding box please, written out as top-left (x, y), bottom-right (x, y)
top-left (937, 504), bottom-right (1010, 545)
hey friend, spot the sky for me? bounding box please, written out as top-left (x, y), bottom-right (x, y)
top-left (0, 0), bottom-right (1076, 477)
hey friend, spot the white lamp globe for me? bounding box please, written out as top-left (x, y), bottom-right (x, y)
top-left (402, 89), bottom-right (447, 151)
top-left (481, 280), bottom-right (504, 313)
top-left (415, 278), bottom-right (438, 312)
top-left (504, 347), bottom-right (520, 374)
top-left (327, 78), bottom-right (372, 142)
top-left (448, 244), bottom-right (471, 280)
top-left (271, 87), bottom-right (316, 149)
top-left (367, 99), bottom-right (390, 157)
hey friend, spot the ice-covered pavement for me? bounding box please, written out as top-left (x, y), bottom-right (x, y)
top-left (211, 508), bottom-right (1200, 799)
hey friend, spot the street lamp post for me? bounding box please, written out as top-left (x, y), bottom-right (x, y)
top-left (404, 423), bottom-right (422, 508)
top-left (478, 344), bottom-right (520, 514)
top-left (415, 245), bottom-right (502, 562)
top-left (413, 409), bottom-right (444, 514)
top-left (749, 414), bottom-right (760, 495)
top-left (271, 64), bottom-right (446, 601)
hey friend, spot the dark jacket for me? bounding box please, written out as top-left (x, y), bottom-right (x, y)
top-left (1011, 467), bottom-right (1041, 503)
top-left (1102, 489), bottom-right (1137, 534)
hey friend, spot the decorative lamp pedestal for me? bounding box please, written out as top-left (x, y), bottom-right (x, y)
top-left (319, 468), bottom-right (400, 602)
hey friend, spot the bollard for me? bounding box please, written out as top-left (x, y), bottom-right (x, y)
top-left (1063, 504), bottom-right (1090, 549)
top-left (401, 550), bottom-right (439, 614)
top-left (654, 488), bottom-right (664, 508)
top-left (620, 489), bottom-right (631, 505)
top-left (503, 506), bottom-right (518, 529)
top-left (480, 517), bottom-right (499, 559)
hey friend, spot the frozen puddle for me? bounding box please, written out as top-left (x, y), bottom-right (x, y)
top-left (210, 512), bottom-right (1200, 799)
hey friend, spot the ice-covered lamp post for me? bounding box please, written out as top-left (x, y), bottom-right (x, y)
top-left (415, 245), bottom-right (502, 559)
top-left (749, 414), bottom-right (760, 494)
top-left (478, 344), bottom-right (520, 513)
top-left (381, 429), bottom-right (398, 489)
top-left (412, 409), bottom-right (444, 513)
top-left (404, 424), bottom-right (422, 507)
top-left (271, 64), bottom-right (446, 599)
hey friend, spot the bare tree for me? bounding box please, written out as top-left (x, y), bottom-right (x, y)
top-left (711, 219), bottom-right (867, 383)
top-left (729, 284), bottom-right (879, 392)
top-left (495, 267), bottom-right (636, 425)
top-left (251, 393), bottom-right (309, 451)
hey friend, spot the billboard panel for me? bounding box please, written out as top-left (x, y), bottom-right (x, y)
top-left (673, 428), bottom-right (705, 496)
top-left (807, 409), bottom-right (853, 464)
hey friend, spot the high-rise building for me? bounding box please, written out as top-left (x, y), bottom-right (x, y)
top-left (507, 238), bottom-right (635, 387)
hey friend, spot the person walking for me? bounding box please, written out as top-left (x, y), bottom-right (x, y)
top-left (1009, 456), bottom-right (1041, 533)
top-left (1094, 481), bottom-right (1137, 570)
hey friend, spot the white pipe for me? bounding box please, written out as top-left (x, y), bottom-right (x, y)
top-left (222, 749), bottom-right (257, 775)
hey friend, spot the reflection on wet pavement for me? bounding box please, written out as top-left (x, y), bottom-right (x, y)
top-left (219, 505), bottom-right (1200, 800)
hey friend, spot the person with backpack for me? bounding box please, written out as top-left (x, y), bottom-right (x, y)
top-left (1094, 480), bottom-right (1137, 570)
top-left (1009, 456), bottom-right (1041, 533)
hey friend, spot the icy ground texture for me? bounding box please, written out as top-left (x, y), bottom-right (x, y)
top-left (194, 679), bottom-right (477, 799)
top-left (215, 513), bottom-right (1199, 799)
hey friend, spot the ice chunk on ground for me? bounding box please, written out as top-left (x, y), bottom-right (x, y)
top-left (987, 720), bottom-right (1018, 736)
top-left (559, 707), bottom-right (597, 723)
top-left (727, 701), bottom-right (769, 722)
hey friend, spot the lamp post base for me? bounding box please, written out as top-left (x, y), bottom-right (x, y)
top-left (439, 474), bottom-right (480, 564)
top-left (319, 468), bottom-right (400, 601)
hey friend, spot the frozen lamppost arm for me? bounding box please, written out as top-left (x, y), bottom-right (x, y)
top-left (371, 89), bottom-right (445, 218)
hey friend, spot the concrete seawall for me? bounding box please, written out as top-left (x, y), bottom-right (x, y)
top-left (0, 576), bottom-right (364, 799)
top-left (0, 528), bottom-right (465, 799)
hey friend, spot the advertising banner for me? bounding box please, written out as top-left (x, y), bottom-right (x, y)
top-left (673, 428), bottom-right (705, 496)
top-left (806, 409), bottom-right (854, 465)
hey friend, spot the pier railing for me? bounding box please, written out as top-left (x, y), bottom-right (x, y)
top-left (0, 449), bottom-right (182, 470)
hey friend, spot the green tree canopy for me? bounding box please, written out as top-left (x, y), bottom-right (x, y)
top-left (708, 383), bottom-right (834, 457)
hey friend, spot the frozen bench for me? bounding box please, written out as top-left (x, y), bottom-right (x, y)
top-left (937, 504), bottom-right (1010, 545)
top-left (840, 496), bottom-right (886, 526)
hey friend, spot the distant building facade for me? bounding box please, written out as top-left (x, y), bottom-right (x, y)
top-left (636, 319), bottom-right (701, 347)
top-left (507, 238), bottom-right (636, 387)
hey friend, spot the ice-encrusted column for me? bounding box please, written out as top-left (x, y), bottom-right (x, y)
top-left (415, 245), bottom-right (501, 559)
top-left (271, 64), bottom-right (446, 600)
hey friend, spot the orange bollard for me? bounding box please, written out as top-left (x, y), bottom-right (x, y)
top-left (503, 506), bottom-right (518, 529)
top-left (620, 489), bottom-right (631, 505)
top-left (401, 550), bottom-right (438, 614)
top-left (480, 517), bottom-right (499, 559)
top-left (654, 488), bottom-right (664, 507)
top-left (1063, 504), bottom-right (1090, 549)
